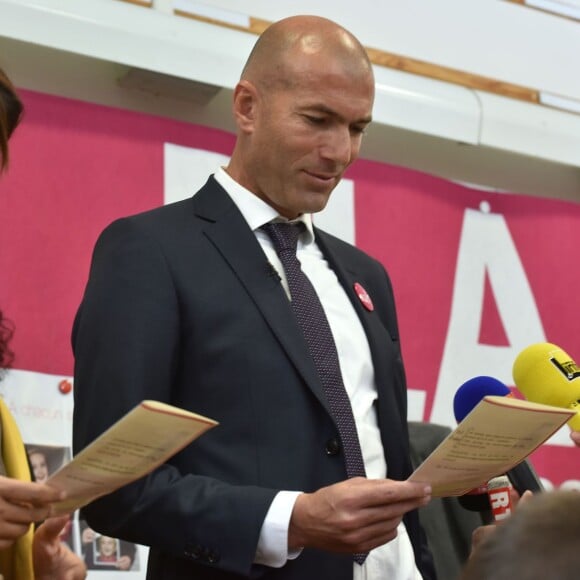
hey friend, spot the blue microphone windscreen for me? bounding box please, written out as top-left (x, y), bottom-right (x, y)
top-left (453, 376), bottom-right (511, 422)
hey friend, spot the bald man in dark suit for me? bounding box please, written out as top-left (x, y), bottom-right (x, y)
top-left (72, 15), bottom-right (436, 580)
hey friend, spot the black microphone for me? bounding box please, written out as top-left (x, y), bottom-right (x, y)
top-left (457, 485), bottom-right (494, 524)
top-left (504, 459), bottom-right (544, 496)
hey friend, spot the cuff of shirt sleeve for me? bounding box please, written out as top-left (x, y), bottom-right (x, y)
top-left (254, 490), bottom-right (303, 567)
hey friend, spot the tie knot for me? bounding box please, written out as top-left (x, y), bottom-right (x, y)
top-left (262, 222), bottom-right (305, 254)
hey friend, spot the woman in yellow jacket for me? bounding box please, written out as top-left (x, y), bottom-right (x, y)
top-left (0, 67), bottom-right (86, 580)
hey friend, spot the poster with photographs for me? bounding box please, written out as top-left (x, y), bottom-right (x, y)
top-left (1, 369), bottom-right (147, 578)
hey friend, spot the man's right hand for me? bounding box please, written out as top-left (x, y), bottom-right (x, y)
top-left (288, 477), bottom-right (431, 554)
top-left (0, 476), bottom-right (65, 548)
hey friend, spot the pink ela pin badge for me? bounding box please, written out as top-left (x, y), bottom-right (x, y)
top-left (354, 282), bottom-right (374, 312)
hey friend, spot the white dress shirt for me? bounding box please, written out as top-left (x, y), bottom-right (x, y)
top-left (214, 168), bottom-right (422, 580)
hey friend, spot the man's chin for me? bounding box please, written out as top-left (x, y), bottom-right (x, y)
top-left (303, 194), bottom-right (332, 215)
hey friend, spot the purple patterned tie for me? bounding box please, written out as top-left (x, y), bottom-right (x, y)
top-left (263, 222), bottom-right (368, 564)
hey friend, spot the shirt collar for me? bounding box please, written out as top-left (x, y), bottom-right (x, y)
top-left (214, 167), bottom-right (315, 245)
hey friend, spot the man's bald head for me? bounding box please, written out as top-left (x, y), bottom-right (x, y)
top-left (227, 15), bottom-right (374, 219)
top-left (241, 15), bottom-right (374, 92)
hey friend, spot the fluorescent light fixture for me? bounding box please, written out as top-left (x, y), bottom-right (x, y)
top-left (525, 0), bottom-right (580, 20)
top-left (539, 91), bottom-right (580, 114)
top-left (373, 67), bottom-right (481, 144)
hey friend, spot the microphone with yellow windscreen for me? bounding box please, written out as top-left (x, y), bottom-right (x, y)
top-left (512, 342), bottom-right (580, 431)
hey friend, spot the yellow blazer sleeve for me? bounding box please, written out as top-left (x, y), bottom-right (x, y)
top-left (0, 398), bottom-right (35, 580)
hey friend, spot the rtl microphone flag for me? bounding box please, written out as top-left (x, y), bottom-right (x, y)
top-left (487, 475), bottom-right (513, 521)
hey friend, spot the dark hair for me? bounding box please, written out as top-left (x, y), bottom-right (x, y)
top-left (0, 69), bottom-right (21, 378)
top-left (0, 67), bottom-right (24, 172)
top-left (0, 309), bottom-right (15, 377)
top-left (460, 490), bottom-right (580, 580)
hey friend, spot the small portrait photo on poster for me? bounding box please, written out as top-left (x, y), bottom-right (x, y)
top-left (25, 444), bottom-right (71, 483)
top-left (25, 444), bottom-right (75, 549)
top-left (80, 519), bottom-right (139, 571)
top-left (93, 535), bottom-right (121, 566)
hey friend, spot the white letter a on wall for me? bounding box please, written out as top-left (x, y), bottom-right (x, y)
top-left (430, 208), bottom-right (545, 426)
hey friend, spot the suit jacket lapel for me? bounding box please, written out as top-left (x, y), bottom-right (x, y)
top-left (191, 178), bottom-right (331, 415)
top-left (315, 228), bottom-right (396, 386)
top-left (191, 180), bottom-right (404, 456)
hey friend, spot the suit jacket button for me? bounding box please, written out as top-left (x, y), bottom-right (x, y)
top-left (325, 438), bottom-right (341, 456)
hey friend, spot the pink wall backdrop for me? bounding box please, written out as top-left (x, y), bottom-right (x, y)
top-left (1, 90), bottom-right (233, 375)
top-left (351, 161), bottom-right (580, 407)
top-left (2, 89), bottom-right (579, 487)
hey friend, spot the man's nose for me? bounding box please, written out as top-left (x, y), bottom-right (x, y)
top-left (320, 127), bottom-right (354, 166)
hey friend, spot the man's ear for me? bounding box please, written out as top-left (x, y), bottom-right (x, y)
top-left (232, 80), bottom-right (258, 133)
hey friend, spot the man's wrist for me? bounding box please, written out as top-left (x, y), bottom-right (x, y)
top-left (288, 492), bottom-right (308, 550)
top-left (254, 490), bottom-right (303, 567)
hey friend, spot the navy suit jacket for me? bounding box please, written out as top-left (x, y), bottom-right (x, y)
top-left (72, 177), bottom-right (436, 580)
